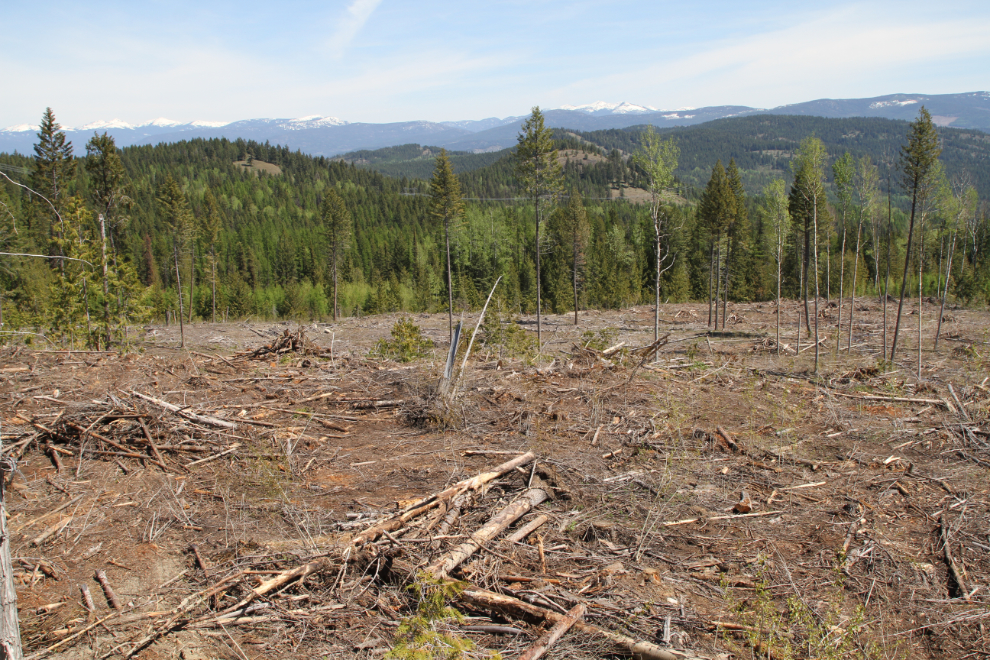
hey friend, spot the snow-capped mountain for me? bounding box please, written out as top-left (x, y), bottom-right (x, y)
top-left (1, 92), bottom-right (988, 159)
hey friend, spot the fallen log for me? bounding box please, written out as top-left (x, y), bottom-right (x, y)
top-left (518, 603), bottom-right (585, 660)
top-left (427, 488), bottom-right (548, 578)
top-left (129, 391), bottom-right (237, 430)
top-left (459, 586), bottom-right (709, 660)
top-left (505, 514), bottom-right (549, 544)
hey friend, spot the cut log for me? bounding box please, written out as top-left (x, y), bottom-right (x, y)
top-left (505, 514), bottom-right (549, 544)
top-left (350, 452), bottom-right (535, 548)
top-left (517, 603), bottom-right (585, 660)
top-left (459, 586), bottom-right (709, 660)
top-left (427, 488), bottom-right (548, 578)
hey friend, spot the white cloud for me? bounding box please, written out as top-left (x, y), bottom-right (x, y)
top-left (327, 0), bottom-right (383, 59)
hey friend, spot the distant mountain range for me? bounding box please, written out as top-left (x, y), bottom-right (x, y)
top-left (2, 92), bottom-right (987, 157)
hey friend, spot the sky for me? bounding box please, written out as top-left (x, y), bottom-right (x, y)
top-left (3, 0), bottom-right (989, 127)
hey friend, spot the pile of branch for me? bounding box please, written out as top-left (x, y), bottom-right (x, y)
top-left (22, 392), bottom-right (241, 474)
top-left (23, 452), bottom-right (710, 660)
top-left (236, 328), bottom-right (331, 360)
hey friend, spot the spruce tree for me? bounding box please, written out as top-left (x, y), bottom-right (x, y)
top-left (515, 107), bottom-right (563, 349)
top-left (725, 159), bottom-right (749, 322)
top-left (890, 107), bottom-right (941, 366)
top-left (428, 149), bottom-right (464, 341)
top-left (32, 108), bottom-right (75, 257)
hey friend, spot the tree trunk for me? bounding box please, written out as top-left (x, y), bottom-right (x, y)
top-left (934, 232), bottom-right (956, 352)
top-left (714, 239), bottom-right (721, 331)
top-left (918, 213), bottom-right (925, 379)
top-left (173, 241), bottom-right (185, 349)
top-left (99, 214), bottom-right (111, 349)
top-left (890, 183), bottom-right (919, 363)
top-left (535, 198), bottom-right (542, 349)
top-left (812, 197), bottom-right (821, 373)
top-left (188, 244), bottom-right (194, 324)
top-left (721, 240), bottom-right (729, 331)
top-left (332, 247), bottom-right (339, 322)
top-left (802, 218), bottom-right (812, 334)
top-left (849, 216), bottom-right (863, 352)
top-left (707, 241), bottom-right (714, 327)
top-left (654, 220), bottom-right (660, 342)
top-left (836, 222), bottom-right (846, 357)
top-left (0, 435), bottom-right (23, 659)
top-left (574, 233), bottom-right (580, 327)
top-left (211, 245), bottom-right (217, 324)
top-left (776, 242), bottom-right (782, 357)
top-left (445, 219), bottom-right (453, 343)
top-left (883, 180), bottom-right (893, 360)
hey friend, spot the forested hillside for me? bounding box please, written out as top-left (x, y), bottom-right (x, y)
top-left (1, 108), bottom-right (988, 351)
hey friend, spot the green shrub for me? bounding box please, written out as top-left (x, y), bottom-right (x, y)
top-left (371, 317), bottom-right (434, 362)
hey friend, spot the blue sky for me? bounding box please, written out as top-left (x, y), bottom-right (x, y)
top-left (3, 0), bottom-right (989, 127)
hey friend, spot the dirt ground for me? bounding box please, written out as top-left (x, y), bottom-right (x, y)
top-left (1, 297), bottom-right (988, 660)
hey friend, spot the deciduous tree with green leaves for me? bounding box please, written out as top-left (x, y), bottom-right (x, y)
top-left (429, 149), bottom-right (464, 341)
top-left (515, 107), bottom-right (563, 349)
top-left (632, 125), bottom-right (679, 342)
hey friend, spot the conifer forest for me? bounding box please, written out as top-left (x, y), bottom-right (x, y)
top-left (1, 106), bottom-right (987, 351)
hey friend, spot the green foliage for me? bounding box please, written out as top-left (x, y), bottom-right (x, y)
top-left (725, 557), bottom-right (887, 660)
top-left (387, 574), bottom-right (499, 660)
top-left (481, 299), bottom-right (537, 359)
top-left (580, 326), bottom-right (619, 351)
top-left (371, 317), bottom-right (434, 362)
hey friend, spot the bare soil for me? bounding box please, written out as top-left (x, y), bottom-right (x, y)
top-left (2, 297), bottom-right (988, 659)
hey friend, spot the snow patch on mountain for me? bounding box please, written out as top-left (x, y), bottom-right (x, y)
top-left (1, 124), bottom-right (40, 133)
top-left (142, 118), bottom-right (185, 128)
top-left (191, 120), bottom-right (231, 128)
top-left (559, 101), bottom-right (658, 114)
top-left (279, 115), bottom-right (348, 130)
top-left (79, 119), bottom-right (135, 131)
top-left (869, 99), bottom-right (919, 109)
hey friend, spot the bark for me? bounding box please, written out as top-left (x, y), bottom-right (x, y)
top-left (812, 197), bottom-right (821, 373)
top-left (890, 183), bottom-right (920, 362)
top-left (99, 214), bottom-right (111, 349)
top-left (848, 216), bottom-right (863, 352)
top-left (836, 221), bottom-right (847, 356)
top-left (517, 603), bottom-right (585, 660)
top-left (426, 488), bottom-right (548, 578)
top-left (445, 219), bottom-right (453, 343)
top-left (934, 232), bottom-right (956, 351)
top-left (0, 464), bottom-right (23, 659)
top-left (173, 241), bottom-right (185, 349)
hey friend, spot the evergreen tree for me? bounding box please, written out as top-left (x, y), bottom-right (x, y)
top-left (890, 107), bottom-right (942, 367)
top-left (32, 108), bottom-right (76, 255)
top-left (632, 125), bottom-right (679, 342)
top-left (761, 179), bottom-right (791, 355)
top-left (157, 175), bottom-right (193, 345)
top-left (725, 158), bottom-right (750, 311)
top-left (698, 160), bottom-right (733, 328)
top-left (321, 188), bottom-right (352, 321)
top-left (515, 107), bottom-right (563, 348)
top-left (428, 149), bottom-right (464, 341)
top-left (200, 189), bottom-right (223, 323)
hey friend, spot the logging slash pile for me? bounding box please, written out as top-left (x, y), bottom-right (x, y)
top-left (1, 301), bottom-right (989, 659)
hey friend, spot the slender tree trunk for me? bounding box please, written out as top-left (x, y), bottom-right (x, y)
top-left (836, 222), bottom-right (846, 357)
top-left (775, 248), bottom-right (782, 357)
top-left (721, 240), bottom-right (730, 331)
top-left (802, 220), bottom-right (812, 334)
top-left (654, 221), bottom-right (660, 342)
top-left (0, 466), bottom-right (22, 660)
top-left (707, 241), bottom-right (714, 327)
top-left (849, 216), bottom-right (863, 352)
top-left (99, 214), bottom-right (111, 348)
top-left (934, 232), bottom-right (956, 351)
top-left (890, 184), bottom-right (920, 363)
top-left (714, 239), bottom-right (721, 331)
top-left (81, 275), bottom-right (92, 349)
top-left (812, 198), bottom-right (821, 373)
top-left (535, 198), bottom-right (542, 349)
top-left (918, 213), bottom-right (925, 379)
top-left (825, 231), bottom-right (831, 303)
top-left (883, 180), bottom-right (893, 359)
top-left (936, 236), bottom-right (945, 299)
top-left (173, 241), bottom-right (185, 349)
top-left (574, 233), bottom-right (580, 327)
top-left (445, 219), bottom-right (453, 343)
top-left (332, 247), bottom-right (339, 322)
top-left (211, 245), bottom-right (217, 324)
top-left (188, 244), bottom-right (195, 324)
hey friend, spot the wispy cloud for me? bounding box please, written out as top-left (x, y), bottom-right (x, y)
top-left (327, 0), bottom-right (383, 59)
